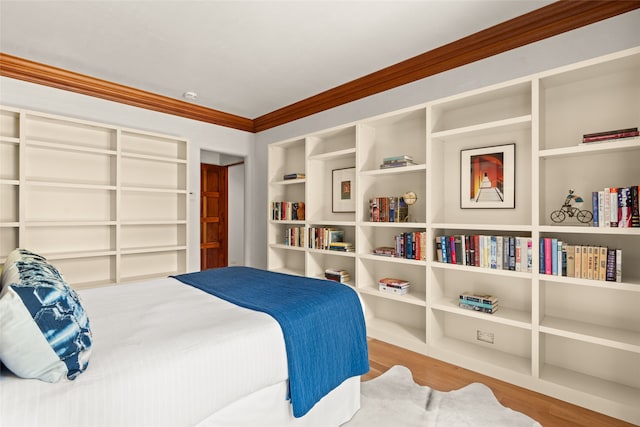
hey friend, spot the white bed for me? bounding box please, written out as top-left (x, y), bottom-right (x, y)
top-left (0, 276), bottom-right (361, 427)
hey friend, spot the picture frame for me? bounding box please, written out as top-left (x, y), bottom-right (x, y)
top-left (460, 143), bottom-right (515, 209)
top-left (332, 167), bottom-right (356, 213)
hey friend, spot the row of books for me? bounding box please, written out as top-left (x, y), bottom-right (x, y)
top-left (284, 227), bottom-right (305, 247)
top-left (324, 269), bottom-right (350, 283)
top-left (459, 292), bottom-right (498, 314)
top-left (379, 154), bottom-right (416, 169)
top-left (436, 235), bottom-right (533, 272)
top-left (591, 186), bottom-right (640, 227)
top-left (271, 201), bottom-right (305, 221)
top-left (308, 227), bottom-right (346, 250)
top-left (581, 127), bottom-right (639, 144)
top-left (539, 239), bottom-right (622, 282)
top-left (369, 196), bottom-right (409, 222)
top-left (378, 277), bottom-right (410, 295)
top-left (371, 231), bottom-right (427, 261)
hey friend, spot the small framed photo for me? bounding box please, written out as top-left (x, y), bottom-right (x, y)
top-left (460, 143), bottom-right (515, 209)
top-left (332, 167), bottom-right (356, 213)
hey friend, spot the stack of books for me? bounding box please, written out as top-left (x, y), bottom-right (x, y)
top-left (582, 127), bottom-right (638, 144)
top-left (459, 292), bottom-right (498, 314)
top-left (373, 246), bottom-right (396, 257)
top-left (324, 269), bottom-right (350, 283)
top-left (378, 277), bottom-right (410, 295)
top-left (329, 242), bottom-right (354, 252)
top-left (283, 172), bottom-right (305, 180)
top-left (379, 155), bottom-right (416, 169)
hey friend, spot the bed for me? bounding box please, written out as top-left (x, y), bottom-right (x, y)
top-left (0, 250), bottom-right (368, 427)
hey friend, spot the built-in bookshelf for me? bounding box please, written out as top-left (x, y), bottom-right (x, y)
top-left (267, 47), bottom-right (640, 425)
top-left (0, 106), bottom-right (188, 289)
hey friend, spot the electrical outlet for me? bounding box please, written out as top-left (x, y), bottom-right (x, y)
top-left (477, 330), bottom-right (494, 344)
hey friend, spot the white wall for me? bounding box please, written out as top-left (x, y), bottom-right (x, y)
top-left (0, 78), bottom-right (257, 271)
top-left (252, 10), bottom-right (640, 269)
top-left (228, 163), bottom-right (245, 266)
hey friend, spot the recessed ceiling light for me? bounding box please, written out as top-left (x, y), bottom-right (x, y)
top-left (182, 91), bottom-right (198, 101)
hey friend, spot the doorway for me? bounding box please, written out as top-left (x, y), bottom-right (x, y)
top-left (200, 163), bottom-right (228, 270)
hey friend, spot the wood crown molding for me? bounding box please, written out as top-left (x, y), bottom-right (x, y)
top-left (253, 0), bottom-right (640, 132)
top-left (1, 1), bottom-right (638, 134)
top-left (0, 53), bottom-right (254, 132)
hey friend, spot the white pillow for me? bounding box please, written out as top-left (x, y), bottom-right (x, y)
top-left (0, 249), bottom-right (92, 382)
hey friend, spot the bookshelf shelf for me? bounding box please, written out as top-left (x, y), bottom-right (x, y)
top-left (540, 364), bottom-right (640, 415)
top-left (431, 299), bottom-right (532, 329)
top-left (538, 225), bottom-right (640, 235)
top-left (0, 136), bottom-right (20, 144)
top-left (271, 178), bottom-right (306, 186)
top-left (539, 137), bottom-right (640, 159)
top-left (0, 106), bottom-right (188, 289)
top-left (540, 316), bottom-right (640, 353)
top-left (360, 164), bottom-right (426, 176)
top-left (358, 253), bottom-right (426, 266)
top-left (431, 336), bottom-right (532, 377)
top-left (358, 285), bottom-right (426, 307)
top-left (267, 47), bottom-right (640, 424)
top-left (431, 261), bottom-right (533, 279)
top-left (431, 115), bottom-right (532, 141)
top-left (307, 147), bottom-right (356, 161)
top-left (308, 248), bottom-right (356, 257)
top-left (432, 223), bottom-right (532, 232)
top-left (359, 221), bottom-right (427, 228)
top-left (540, 274), bottom-right (640, 291)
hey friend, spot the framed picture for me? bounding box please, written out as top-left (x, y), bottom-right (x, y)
top-left (332, 167), bottom-right (356, 213)
top-left (460, 143), bottom-right (515, 209)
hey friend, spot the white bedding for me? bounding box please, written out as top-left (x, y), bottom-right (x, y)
top-left (0, 277), bottom-right (360, 427)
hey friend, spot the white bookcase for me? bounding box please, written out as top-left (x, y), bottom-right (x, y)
top-left (0, 106), bottom-right (188, 289)
top-left (267, 47), bottom-right (640, 424)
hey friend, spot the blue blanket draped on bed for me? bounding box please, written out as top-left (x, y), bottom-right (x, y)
top-left (172, 266), bottom-right (369, 418)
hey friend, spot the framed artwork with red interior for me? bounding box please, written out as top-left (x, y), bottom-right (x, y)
top-left (460, 143), bottom-right (515, 209)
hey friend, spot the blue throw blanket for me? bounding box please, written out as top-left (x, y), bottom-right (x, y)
top-left (172, 267), bottom-right (369, 417)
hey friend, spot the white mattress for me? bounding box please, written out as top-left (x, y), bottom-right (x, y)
top-left (0, 277), bottom-right (360, 427)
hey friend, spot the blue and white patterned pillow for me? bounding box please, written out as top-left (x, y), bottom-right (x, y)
top-left (0, 249), bottom-right (92, 382)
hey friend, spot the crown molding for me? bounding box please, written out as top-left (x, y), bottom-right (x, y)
top-left (0, 53), bottom-right (254, 132)
top-left (1, 1), bottom-right (638, 134)
top-left (253, 0), bottom-right (640, 132)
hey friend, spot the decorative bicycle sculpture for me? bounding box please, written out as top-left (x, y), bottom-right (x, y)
top-left (550, 189), bottom-right (593, 224)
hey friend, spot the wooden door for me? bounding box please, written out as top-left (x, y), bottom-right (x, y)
top-left (200, 163), bottom-right (228, 270)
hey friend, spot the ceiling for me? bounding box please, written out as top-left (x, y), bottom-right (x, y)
top-left (0, 1), bottom-right (555, 120)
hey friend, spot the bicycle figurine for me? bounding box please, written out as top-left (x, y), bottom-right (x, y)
top-left (550, 189), bottom-right (593, 224)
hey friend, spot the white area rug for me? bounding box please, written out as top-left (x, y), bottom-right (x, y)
top-left (343, 365), bottom-right (542, 427)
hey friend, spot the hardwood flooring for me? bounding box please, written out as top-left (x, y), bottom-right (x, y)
top-left (364, 338), bottom-right (635, 427)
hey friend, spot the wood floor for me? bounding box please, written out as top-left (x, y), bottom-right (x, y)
top-left (364, 338), bottom-right (635, 427)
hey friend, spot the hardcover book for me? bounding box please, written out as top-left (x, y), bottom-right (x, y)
top-left (618, 187), bottom-right (632, 227)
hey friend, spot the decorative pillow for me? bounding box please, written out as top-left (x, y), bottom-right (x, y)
top-left (0, 248), bottom-right (92, 382)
